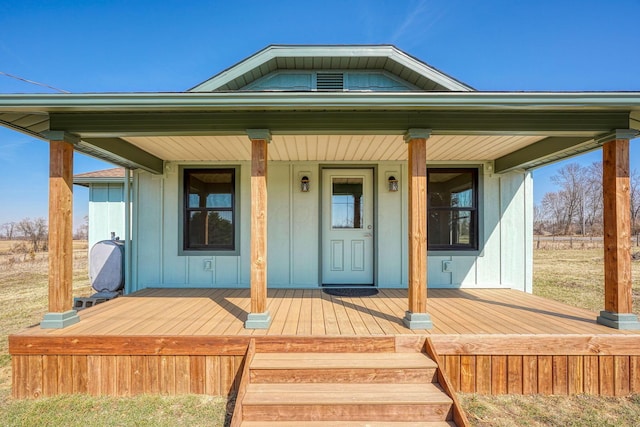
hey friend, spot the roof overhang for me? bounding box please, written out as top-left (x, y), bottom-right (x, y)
top-left (73, 168), bottom-right (127, 187)
top-left (1, 91), bottom-right (639, 174)
top-left (73, 176), bottom-right (126, 187)
top-left (2, 91), bottom-right (640, 111)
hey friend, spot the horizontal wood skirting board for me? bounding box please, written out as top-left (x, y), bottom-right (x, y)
top-left (9, 335), bottom-right (396, 356)
top-left (10, 333), bottom-right (640, 356)
top-left (429, 334), bottom-right (640, 356)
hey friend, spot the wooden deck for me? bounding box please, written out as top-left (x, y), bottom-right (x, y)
top-left (10, 288), bottom-right (640, 398)
top-left (14, 288), bottom-right (639, 337)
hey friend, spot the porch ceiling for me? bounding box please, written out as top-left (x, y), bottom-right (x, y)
top-left (122, 134), bottom-right (547, 162)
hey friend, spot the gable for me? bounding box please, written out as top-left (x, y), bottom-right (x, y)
top-left (189, 45), bottom-right (474, 92)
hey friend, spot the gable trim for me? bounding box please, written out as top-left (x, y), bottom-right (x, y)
top-left (189, 45), bottom-right (474, 92)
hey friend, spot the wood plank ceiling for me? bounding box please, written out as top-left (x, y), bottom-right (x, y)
top-left (123, 134), bottom-right (546, 162)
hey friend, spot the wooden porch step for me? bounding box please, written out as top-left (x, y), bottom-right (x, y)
top-left (250, 352), bottom-right (438, 383)
top-left (241, 382), bottom-right (453, 422)
top-left (241, 421), bottom-right (456, 426)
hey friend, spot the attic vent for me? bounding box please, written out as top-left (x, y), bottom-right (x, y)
top-left (316, 73), bottom-right (344, 91)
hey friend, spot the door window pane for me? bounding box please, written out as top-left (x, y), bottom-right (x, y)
top-left (332, 177), bottom-right (363, 229)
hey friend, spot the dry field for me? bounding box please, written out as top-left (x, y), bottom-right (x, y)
top-left (0, 241), bottom-right (639, 426)
top-left (533, 245), bottom-right (640, 314)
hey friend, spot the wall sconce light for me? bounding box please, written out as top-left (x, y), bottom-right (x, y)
top-left (300, 175), bottom-right (310, 192)
top-left (388, 175), bottom-right (399, 192)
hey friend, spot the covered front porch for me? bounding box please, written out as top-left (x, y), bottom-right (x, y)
top-left (3, 46), bottom-right (640, 416)
top-left (10, 288), bottom-right (640, 399)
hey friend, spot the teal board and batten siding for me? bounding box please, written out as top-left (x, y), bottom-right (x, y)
top-left (129, 162), bottom-right (532, 292)
top-left (242, 71), bottom-right (417, 92)
top-left (87, 183), bottom-right (126, 250)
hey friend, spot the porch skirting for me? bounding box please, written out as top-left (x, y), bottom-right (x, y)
top-left (9, 288), bottom-right (640, 398)
top-left (11, 335), bottom-right (640, 398)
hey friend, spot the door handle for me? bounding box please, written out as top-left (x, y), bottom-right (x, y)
top-left (367, 225), bottom-right (372, 230)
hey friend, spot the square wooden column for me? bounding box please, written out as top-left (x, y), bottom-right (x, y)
top-left (245, 129), bottom-right (272, 329)
top-left (41, 134), bottom-right (80, 328)
top-left (402, 129), bottom-right (433, 329)
top-left (597, 131), bottom-right (640, 329)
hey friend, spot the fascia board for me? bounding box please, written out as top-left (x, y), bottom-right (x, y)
top-left (1, 92), bottom-right (640, 112)
top-left (73, 177), bottom-right (126, 185)
top-left (387, 48), bottom-right (474, 91)
top-left (189, 46), bottom-right (278, 92)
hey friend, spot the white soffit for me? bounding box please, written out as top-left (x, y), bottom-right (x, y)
top-left (123, 134), bottom-right (547, 162)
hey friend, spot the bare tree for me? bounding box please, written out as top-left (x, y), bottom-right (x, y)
top-left (16, 217), bottom-right (48, 252)
top-left (533, 204), bottom-right (545, 235)
top-left (550, 163), bottom-right (586, 235)
top-left (584, 161), bottom-right (603, 235)
top-left (631, 169), bottom-right (640, 243)
top-left (541, 192), bottom-right (565, 235)
top-left (74, 215), bottom-right (89, 240)
top-left (1, 222), bottom-right (16, 240)
top-left (536, 159), bottom-right (639, 239)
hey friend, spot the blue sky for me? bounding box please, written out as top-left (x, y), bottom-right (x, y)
top-left (0, 0), bottom-right (638, 228)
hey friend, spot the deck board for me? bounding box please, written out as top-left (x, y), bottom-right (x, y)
top-left (13, 288), bottom-right (639, 338)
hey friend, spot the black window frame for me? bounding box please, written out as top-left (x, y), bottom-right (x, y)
top-left (427, 167), bottom-right (479, 251)
top-left (183, 168), bottom-right (236, 252)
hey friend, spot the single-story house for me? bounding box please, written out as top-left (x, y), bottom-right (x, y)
top-left (3, 46), bottom-right (640, 413)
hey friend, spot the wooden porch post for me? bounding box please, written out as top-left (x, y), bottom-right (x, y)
top-left (402, 129), bottom-right (433, 329)
top-left (41, 132), bottom-right (80, 328)
top-left (597, 130), bottom-right (640, 329)
top-left (245, 129), bottom-right (272, 329)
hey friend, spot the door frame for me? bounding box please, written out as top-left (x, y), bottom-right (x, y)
top-left (319, 165), bottom-right (378, 287)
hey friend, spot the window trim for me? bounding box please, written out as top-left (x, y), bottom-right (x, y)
top-left (178, 165), bottom-right (241, 256)
top-left (427, 167), bottom-right (479, 251)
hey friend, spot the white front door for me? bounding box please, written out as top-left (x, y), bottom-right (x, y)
top-left (322, 168), bottom-right (374, 285)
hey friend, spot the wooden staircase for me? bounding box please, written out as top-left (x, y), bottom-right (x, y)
top-left (231, 339), bottom-right (468, 426)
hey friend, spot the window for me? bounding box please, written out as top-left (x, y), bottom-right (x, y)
top-left (183, 168), bottom-right (235, 251)
top-left (331, 177), bottom-right (364, 229)
top-left (427, 168), bottom-right (478, 250)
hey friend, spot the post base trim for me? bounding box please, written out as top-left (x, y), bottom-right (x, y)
top-left (245, 311), bottom-right (272, 329)
top-left (402, 310), bottom-right (433, 330)
top-left (597, 311), bottom-right (640, 330)
top-left (40, 310), bottom-right (80, 329)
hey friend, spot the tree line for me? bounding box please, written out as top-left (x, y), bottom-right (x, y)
top-left (534, 161), bottom-right (640, 237)
top-left (1, 216), bottom-right (88, 252)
